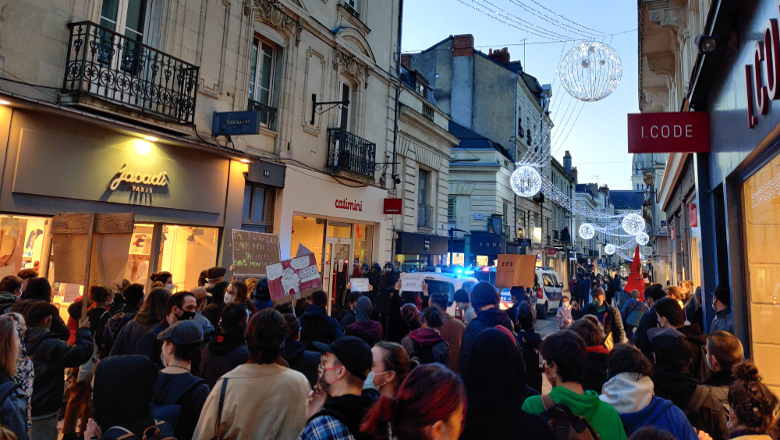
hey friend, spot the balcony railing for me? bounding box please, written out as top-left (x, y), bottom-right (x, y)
top-left (62, 21), bottom-right (199, 124)
top-left (326, 128), bottom-right (376, 180)
top-left (418, 204), bottom-right (434, 230)
top-left (248, 99), bottom-right (277, 131)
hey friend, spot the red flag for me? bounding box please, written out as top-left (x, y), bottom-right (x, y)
top-left (625, 245), bottom-right (645, 301)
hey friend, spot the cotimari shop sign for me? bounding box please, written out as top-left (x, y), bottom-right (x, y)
top-left (746, 14), bottom-right (780, 128)
top-left (110, 164), bottom-right (169, 193)
top-left (335, 198), bottom-right (363, 212)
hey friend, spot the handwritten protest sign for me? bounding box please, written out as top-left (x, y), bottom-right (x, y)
top-left (400, 273), bottom-right (425, 292)
top-left (231, 230), bottom-right (280, 276)
top-left (350, 278), bottom-right (369, 292)
top-left (266, 253), bottom-right (322, 300)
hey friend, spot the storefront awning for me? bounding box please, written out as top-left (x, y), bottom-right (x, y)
top-left (470, 231), bottom-right (505, 255)
top-left (395, 231), bottom-right (448, 255)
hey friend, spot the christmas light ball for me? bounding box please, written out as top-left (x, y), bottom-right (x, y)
top-left (605, 244), bottom-right (616, 255)
top-left (510, 165), bottom-right (542, 197)
top-left (636, 232), bottom-right (650, 246)
top-left (559, 41), bottom-right (622, 102)
top-left (579, 223), bottom-right (595, 240)
top-left (621, 213), bottom-right (645, 235)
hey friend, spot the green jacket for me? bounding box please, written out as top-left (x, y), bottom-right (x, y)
top-left (522, 386), bottom-right (627, 440)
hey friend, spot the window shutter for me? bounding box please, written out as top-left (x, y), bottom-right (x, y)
top-left (448, 196), bottom-right (456, 222)
top-left (503, 202), bottom-right (509, 229)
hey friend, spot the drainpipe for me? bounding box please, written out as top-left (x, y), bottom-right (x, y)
top-left (391, 0), bottom-right (403, 189)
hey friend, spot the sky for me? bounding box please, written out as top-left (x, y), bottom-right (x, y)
top-left (401, 0), bottom-right (639, 190)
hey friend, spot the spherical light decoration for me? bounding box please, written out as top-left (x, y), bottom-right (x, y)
top-left (605, 244), bottom-right (616, 255)
top-left (636, 232), bottom-right (650, 246)
top-left (621, 213), bottom-right (646, 235)
top-left (510, 166), bottom-right (542, 197)
top-left (579, 223), bottom-right (595, 240)
top-left (559, 41), bottom-right (623, 102)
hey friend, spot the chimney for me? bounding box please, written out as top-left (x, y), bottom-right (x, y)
top-left (488, 47), bottom-right (510, 64)
top-left (453, 34), bottom-right (474, 57)
top-left (400, 54), bottom-right (411, 70)
top-left (599, 184), bottom-right (610, 196)
top-left (563, 151), bottom-right (572, 175)
top-left (571, 167), bottom-right (578, 181)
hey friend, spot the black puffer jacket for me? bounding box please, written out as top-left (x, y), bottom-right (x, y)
top-left (199, 332), bottom-right (249, 389)
top-left (25, 327), bottom-right (93, 417)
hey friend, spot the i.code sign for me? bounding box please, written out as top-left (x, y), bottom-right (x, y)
top-left (627, 112), bottom-right (710, 154)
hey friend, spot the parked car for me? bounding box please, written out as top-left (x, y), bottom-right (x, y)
top-left (534, 267), bottom-right (564, 319)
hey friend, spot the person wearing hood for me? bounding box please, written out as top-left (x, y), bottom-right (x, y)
top-left (454, 288), bottom-right (475, 325)
top-left (23, 303), bottom-right (93, 440)
top-left (570, 318), bottom-right (610, 394)
top-left (581, 287), bottom-right (626, 347)
top-left (194, 309), bottom-right (310, 440)
top-left (367, 264), bottom-right (382, 303)
top-left (457, 281), bottom-right (513, 374)
top-left (344, 297), bottom-right (383, 347)
top-left (401, 306), bottom-right (450, 366)
top-left (251, 278), bottom-right (273, 312)
top-left (654, 298), bottom-right (710, 383)
top-left (516, 301), bottom-right (543, 393)
top-left (12, 278), bottom-right (68, 341)
top-left (300, 290), bottom-right (343, 351)
top-left (153, 320), bottom-right (210, 440)
top-left (299, 336), bottom-right (377, 440)
top-left (0, 276), bottom-right (22, 315)
top-left (702, 331), bottom-right (743, 410)
top-left (460, 328), bottom-right (553, 440)
top-left (89, 356), bottom-right (175, 440)
top-left (199, 303), bottom-right (250, 389)
top-left (109, 287), bottom-right (170, 358)
top-left (202, 280), bottom-right (230, 328)
top-left (374, 263), bottom-right (397, 335)
top-left (649, 327), bottom-right (729, 440)
top-left (281, 313), bottom-right (320, 388)
top-left (522, 330), bottom-right (628, 440)
top-left (101, 283), bottom-right (144, 358)
top-left (600, 344), bottom-right (698, 440)
top-left (339, 291), bottom-right (361, 329)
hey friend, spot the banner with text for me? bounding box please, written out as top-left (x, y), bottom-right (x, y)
top-left (231, 230), bottom-right (281, 276)
top-left (400, 273), bottom-right (425, 292)
top-left (266, 254), bottom-right (322, 300)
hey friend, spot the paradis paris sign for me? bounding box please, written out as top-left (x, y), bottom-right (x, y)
top-left (110, 164), bottom-right (169, 193)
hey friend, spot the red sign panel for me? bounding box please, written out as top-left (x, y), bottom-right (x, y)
top-left (384, 198), bottom-right (402, 214)
top-left (689, 203), bottom-right (698, 228)
top-left (627, 112), bottom-right (710, 153)
top-left (547, 248), bottom-right (558, 256)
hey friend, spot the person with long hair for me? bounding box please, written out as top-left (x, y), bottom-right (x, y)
top-left (726, 363), bottom-right (778, 439)
top-left (0, 314), bottom-right (29, 440)
top-left (202, 280), bottom-right (230, 328)
top-left (224, 281), bottom-right (257, 315)
top-left (109, 287), bottom-right (171, 357)
top-left (366, 342), bottom-right (414, 398)
top-left (361, 363), bottom-right (466, 440)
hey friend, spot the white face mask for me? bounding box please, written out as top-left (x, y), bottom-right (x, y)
top-left (224, 294), bottom-right (233, 304)
top-left (563, 301), bottom-right (571, 309)
top-left (165, 283), bottom-right (175, 291)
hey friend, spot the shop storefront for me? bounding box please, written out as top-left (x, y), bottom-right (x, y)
top-left (469, 232), bottom-right (505, 267)
top-left (394, 231), bottom-right (449, 270)
top-left (278, 166), bottom-right (387, 308)
top-left (0, 103), bottom-right (266, 317)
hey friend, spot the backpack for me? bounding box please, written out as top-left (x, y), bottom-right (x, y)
top-left (684, 385), bottom-right (712, 429)
top-left (100, 421), bottom-right (176, 440)
top-left (626, 302), bottom-right (646, 327)
top-left (152, 375), bottom-right (207, 432)
top-left (539, 395), bottom-right (601, 440)
top-left (410, 339), bottom-right (436, 365)
top-left (0, 300), bottom-right (14, 315)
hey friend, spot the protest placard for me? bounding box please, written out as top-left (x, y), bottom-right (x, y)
top-left (266, 253), bottom-right (322, 300)
top-left (350, 278), bottom-right (369, 292)
top-left (400, 272), bottom-right (425, 291)
top-left (231, 230), bottom-right (281, 276)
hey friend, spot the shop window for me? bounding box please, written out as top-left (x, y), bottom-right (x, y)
top-left (0, 215), bottom-right (50, 279)
top-left (242, 183), bottom-right (275, 233)
top-left (124, 223), bottom-right (154, 285)
top-left (328, 222), bottom-right (352, 239)
top-left (158, 225), bottom-right (219, 291)
top-left (419, 169), bottom-right (429, 205)
top-left (353, 223), bottom-right (373, 267)
top-left (291, 216), bottom-right (326, 268)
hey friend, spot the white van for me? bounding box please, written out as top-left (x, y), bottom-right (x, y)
top-left (535, 267), bottom-right (564, 319)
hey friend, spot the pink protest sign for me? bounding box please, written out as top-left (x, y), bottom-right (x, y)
top-left (266, 253), bottom-right (322, 300)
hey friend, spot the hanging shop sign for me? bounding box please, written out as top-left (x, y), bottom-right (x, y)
top-left (627, 112), bottom-right (710, 153)
top-left (746, 17), bottom-right (780, 129)
top-left (231, 230), bottom-right (281, 276)
top-left (547, 248), bottom-right (558, 256)
top-left (383, 198), bottom-right (402, 214)
top-left (212, 110), bottom-right (262, 136)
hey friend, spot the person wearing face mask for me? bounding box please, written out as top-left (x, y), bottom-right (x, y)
top-left (150, 271), bottom-right (175, 293)
top-left (0, 275), bottom-right (22, 315)
top-left (199, 303), bottom-right (250, 389)
top-left (153, 320), bottom-right (210, 440)
top-left (581, 287), bottom-right (626, 348)
top-left (556, 294), bottom-right (574, 329)
top-left (702, 331), bottom-right (744, 412)
top-left (202, 280), bottom-right (230, 328)
top-left (299, 336), bottom-right (377, 440)
top-left (364, 342), bottom-right (414, 398)
top-left (710, 286), bottom-right (733, 334)
top-left (224, 281), bottom-right (258, 316)
top-left (361, 364), bottom-right (467, 440)
top-left (137, 291), bottom-right (197, 370)
top-left (194, 309), bottom-right (310, 440)
top-left (23, 302), bottom-right (92, 440)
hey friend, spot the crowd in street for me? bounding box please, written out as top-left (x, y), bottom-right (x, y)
top-left (0, 264), bottom-right (775, 440)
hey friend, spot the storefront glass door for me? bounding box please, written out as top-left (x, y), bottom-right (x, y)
top-left (158, 225), bottom-right (219, 292)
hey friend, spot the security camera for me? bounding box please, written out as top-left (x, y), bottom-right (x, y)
top-left (394, 177), bottom-right (402, 184)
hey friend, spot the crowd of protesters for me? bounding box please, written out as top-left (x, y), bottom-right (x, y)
top-left (0, 263), bottom-right (773, 440)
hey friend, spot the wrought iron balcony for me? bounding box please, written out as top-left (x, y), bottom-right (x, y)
top-left (62, 21), bottom-right (199, 124)
top-left (326, 128), bottom-right (376, 181)
top-left (418, 204), bottom-right (434, 230)
top-left (248, 99), bottom-right (277, 131)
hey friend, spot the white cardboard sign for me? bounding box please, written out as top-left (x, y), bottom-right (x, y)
top-left (350, 278), bottom-right (370, 292)
top-left (400, 273), bottom-right (424, 292)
